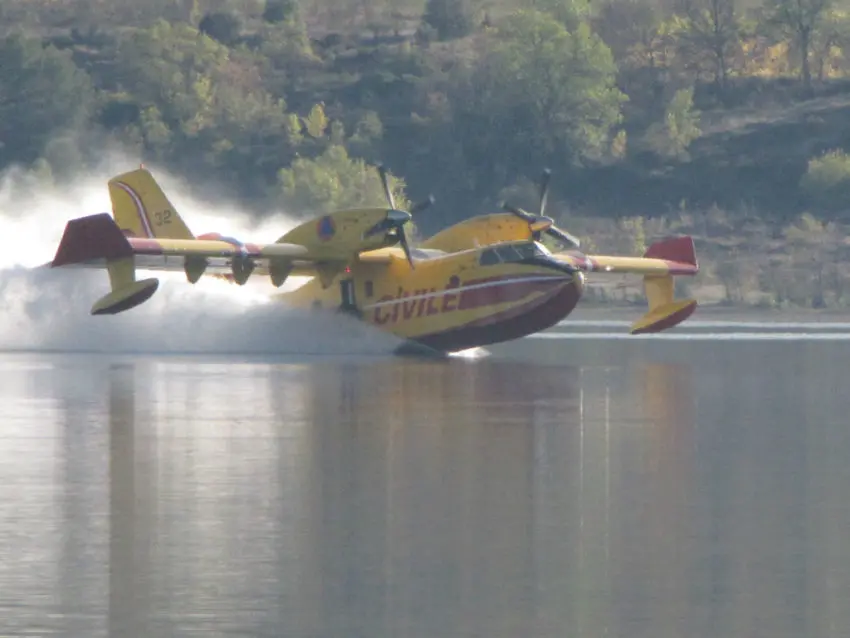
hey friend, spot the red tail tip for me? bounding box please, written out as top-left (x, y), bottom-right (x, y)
top-left (643, 236), bottom-right (697, 267)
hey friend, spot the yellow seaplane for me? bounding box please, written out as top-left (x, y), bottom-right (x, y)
top-left (49, 166), bottom-right (699, 354)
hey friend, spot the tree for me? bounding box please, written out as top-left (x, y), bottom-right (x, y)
top-left (448, 10), bottom-right (626, 188)
top-left (199, 12), bottom-right (242, 46)
top-left (678, 0), bottom-right (740, 91)
top-left (644, 87), bottom-right (701, 160)
top-left (529, 0), bottom-right (592, 31)
top-left (278, 145), bottom-right (409, 215)
top-left (593, 0), bottom-right (664, 67)
top-left (422, 0), bottom-right (478, 40)
top-left (0, 33), bottom-right (95, 169)
top-left (763, 0), bottom-right (832, 93)
top-left (263, 0), bottom-right (298, 23)
top-left (114, 20), bottom-right (302, 196)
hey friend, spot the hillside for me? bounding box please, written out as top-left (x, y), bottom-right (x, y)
top-left (3, 0), bottom-right (850, 309)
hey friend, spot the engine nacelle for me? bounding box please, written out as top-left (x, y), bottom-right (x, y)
top-left (231, 256), bottom-right (255, 285)
top-left (269, 260), bottom-right (293, 288)
top-left (185, 256), bottom-right (207, 284)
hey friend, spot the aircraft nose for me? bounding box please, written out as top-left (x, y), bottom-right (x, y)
top-left (520, 270), bottom-right (583, 335)
top-left (572, 270), bottom-right (585, 294)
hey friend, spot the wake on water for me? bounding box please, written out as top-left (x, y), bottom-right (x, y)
top-left (0, 157), bottom-right (406, 356)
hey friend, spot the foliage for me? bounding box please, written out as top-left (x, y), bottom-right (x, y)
top-left (0, 33), bottom-right (95, 169)
top-left (199, 12), bottom-right (243, 46)
top-left (447, 9), bottom-right (626, 190)
top-left (799, 149), bottom-right (850, 211)
top-left (644, 87), bottom-right (701, 160)
top-left (263, 0), bottom-right (299, 23)
top-left (5, 0), bottom-right (850, 227)
top-left (278, 145), bottom-right (410, 215)
top-left (761, 0), bottom-right (833, 90)
top-left (422, 0), bottom-right (479, 40)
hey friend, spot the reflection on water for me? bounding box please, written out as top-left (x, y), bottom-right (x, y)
top-left (0, 341), bottom-right (849, 637)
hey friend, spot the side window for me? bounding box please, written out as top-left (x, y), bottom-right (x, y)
top-left (364, 281), bottom-right (373, 298)
top-left (479, 249), bottom-right (500, 266)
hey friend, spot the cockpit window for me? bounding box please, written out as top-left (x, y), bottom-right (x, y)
top-left (479, 241), bottom-right (547, 266)
top-left (494, 245), bottom-right (523, 262)
top-left (479, 248), bottom-right (500, 265)
top-left (514, 242), bottom-right (540, 259)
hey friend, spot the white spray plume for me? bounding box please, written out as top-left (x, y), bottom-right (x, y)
top-left (0, 153), bottom-right (404, 355)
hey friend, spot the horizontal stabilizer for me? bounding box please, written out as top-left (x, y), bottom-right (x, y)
top-left (51, 213), bottom-right (133, 267)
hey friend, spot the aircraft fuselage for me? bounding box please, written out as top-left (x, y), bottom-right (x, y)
top-left (276, 240), bottom-right (585, 353)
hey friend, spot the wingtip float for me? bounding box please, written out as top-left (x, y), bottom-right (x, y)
top-left (49, 165), bottom-right (700, 353)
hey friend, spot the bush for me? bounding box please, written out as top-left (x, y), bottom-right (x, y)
top-left (799, 150), bottom-right (850, 213)
top-left (263, 0), bottom-right (298, 24)
top-left (199, 12), bottom-right (241, 46)
top-left (422, 0), bottom-right (477, 40)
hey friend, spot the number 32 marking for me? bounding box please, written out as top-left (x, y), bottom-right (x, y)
top-left (154, 210), bottom-right (172, 225)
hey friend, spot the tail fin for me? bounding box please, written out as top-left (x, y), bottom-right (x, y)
top-left (108, 166), bottom-right (194, 240)
top-left (631, 237), bottom-right (698, 334)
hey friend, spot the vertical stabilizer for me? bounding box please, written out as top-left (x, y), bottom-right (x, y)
top-left (108, 166), bottom-right (194, 240)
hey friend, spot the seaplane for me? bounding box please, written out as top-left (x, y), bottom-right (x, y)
top-left (49, 165), bottom-right (699, 354)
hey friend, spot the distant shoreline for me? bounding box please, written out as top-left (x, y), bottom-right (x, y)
top-left (571, 304), bottom-right (850, 322)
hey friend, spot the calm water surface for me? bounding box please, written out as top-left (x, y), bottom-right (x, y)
top-left (1, 337), bottom-right (849, 637)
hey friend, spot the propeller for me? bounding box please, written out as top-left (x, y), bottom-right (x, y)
top-left (364, 164), bottom-right (434, 269)
top-left (501, 168), bottom-right (582, 250)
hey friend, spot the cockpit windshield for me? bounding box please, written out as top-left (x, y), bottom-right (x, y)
top-left (478, 241), bottom-right (550, 266)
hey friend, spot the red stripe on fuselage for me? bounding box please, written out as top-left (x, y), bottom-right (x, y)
top-left (414, 278), bottom-right (581, 352)
top-left (457, 274), bottom-right (568, 311)
top-left (370, 274), bottom-right (569, 326)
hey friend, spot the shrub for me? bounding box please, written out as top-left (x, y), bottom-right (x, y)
top-left (800, 149), bottom-right (850, 213)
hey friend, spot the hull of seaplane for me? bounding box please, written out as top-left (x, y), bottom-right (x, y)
top-left (275, 255), bottom-right (585, 354)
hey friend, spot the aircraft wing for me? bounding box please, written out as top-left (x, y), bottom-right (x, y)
top-left (49, 212), bottom-right (397, 286)
top-left (552, 236), bottom-right (700, 334)
top-left (552, 236), bottom-right (699, 277)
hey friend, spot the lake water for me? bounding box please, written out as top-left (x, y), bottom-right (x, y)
top-left (1, 326), bottom-right (849, 637)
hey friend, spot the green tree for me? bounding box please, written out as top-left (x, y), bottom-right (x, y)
top-left (199, 12), bottom-right (243, 46)
top-left (763, 0), bottom-right (832, 92)
top-left (422, 0), bottom-right (479, 40)
top-left (448, 9), bottom-right (626, 188)
top-left (529, 0), bottom-right (592, 31)
top-left (114, 20), bottom-right (301, 195)
top-left (279, 145), bottom-right (410, 215)
top-left (115, 20), bottom-right (230, 134)
top-left (0, 33), bottom-right (95, 168)
top-left (799, 149), bottom-right (850, 212)
top-left (644, 87), bottom-right (701, 160)
top-left (678, 0), bottom-right (740, 91)
top-left (263, 0), bottom-right (298, 23)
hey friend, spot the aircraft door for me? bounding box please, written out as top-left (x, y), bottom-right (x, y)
top-left (339, 278), bottom-right (361, 317)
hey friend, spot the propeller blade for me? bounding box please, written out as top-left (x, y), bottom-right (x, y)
top-left (378, 164), bottom-right (395, 210)
top-left (546, 225), bottom-right (582, 249)
top-left (398, 225), bottom-right (415, 269)
top-left (410, 195), bottom-right (435, 214)
top-left (501, 202), bottom-right (536, 223)
top-left (538, 168), bottom-right (551, 217)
